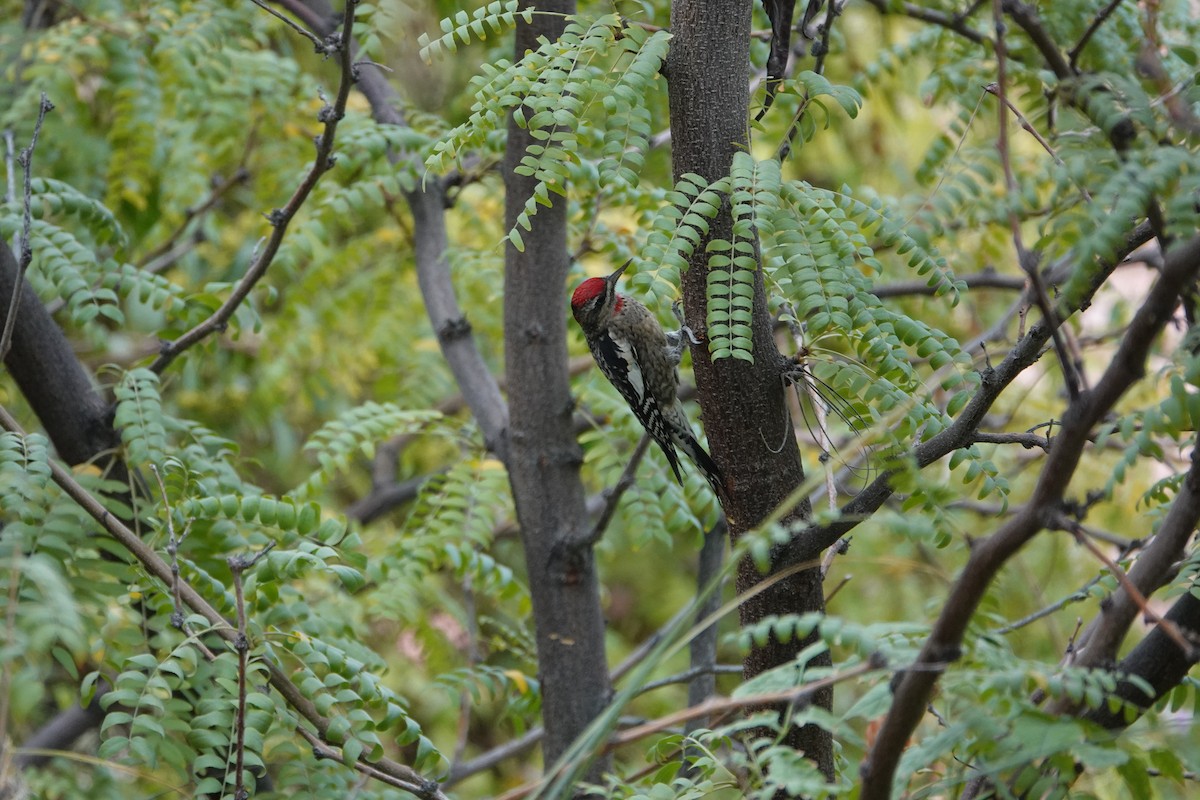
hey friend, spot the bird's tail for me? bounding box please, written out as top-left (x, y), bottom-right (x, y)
top-left (672, 422), bottom-right (725, 502)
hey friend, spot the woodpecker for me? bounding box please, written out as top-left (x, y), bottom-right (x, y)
top-left (570, 260), bottom-right (724, 497)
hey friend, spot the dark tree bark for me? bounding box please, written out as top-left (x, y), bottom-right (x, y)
top-left (0, 241), bottom-right (122, 471)
top-left (1082, 586), bottom-right (1200, 729)
top-left (1, 240), bottom-right (130, 774)
top-left (502, 0), bottom-right (611, 779)
top-left (667, 0), bottom-right (833, 779)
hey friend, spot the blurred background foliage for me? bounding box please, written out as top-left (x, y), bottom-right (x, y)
top-left (1, 0), bottom-right (1199, 798)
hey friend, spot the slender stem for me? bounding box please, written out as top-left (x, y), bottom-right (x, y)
top-left (610, 660), bottom-right (879, 749)
top-left (249, 0), bottom-right (331, 51)
top-left (861, 0), bottom-right (987, 45)
top-left (1060, 517), bottom-right (1195, 657)
top-left (1068, 0), bottom-right (1126, 69)
top-left (583, 434), bottom-right (651, 545)
top-left (0, 93), bottom-right (53, 364)
top-left (991, 1), bottom-right (1082, 401)
top-left (136, 167), bottom-right (250, 269)
top-left (228, 542), bottom-right (275, 800)
top-left (149, 1), bottom-right (358, 374)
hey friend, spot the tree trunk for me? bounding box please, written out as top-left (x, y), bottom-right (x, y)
top-left (502, 0), bottom-right (612, 780)
top-left (667, 0), bottom-right (834, 779)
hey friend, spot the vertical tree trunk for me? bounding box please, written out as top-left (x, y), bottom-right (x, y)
top-left (667, 0), bottom-right (834, 779)
top-left (502, 0), bottom-right (612, 779)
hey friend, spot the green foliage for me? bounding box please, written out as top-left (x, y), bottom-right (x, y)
top-left (425, 14), bottom-right (670, 250)
top-left (417, 1), bottom-right (531, 62)
top-left (4, 0), bottom-right (1200, 798)
top-left (293, 402), bottom-right (445, 499)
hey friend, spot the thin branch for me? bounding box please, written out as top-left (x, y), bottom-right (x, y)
top-left (444, 728), bottom-right (544, 787)
top-left (1002, 0), bottom-right (1073, 80)
top-left (994, 546), bottom-right (1139, 635)
top-left (582, 434), bottom-right (651, 545)
top-left (0, 538), bottom-right (21, 755)
top-left (249, 0), bottom-right (331, 52)
top-left (811, 0), bottom-right (843, 76)
top-left (1068, 0), bottom-right (1126, 69)
top-left (858, 234), bottom-right (1200, 800)
top-left (983, 83), bottom-right (1069, 171)
top-left (3, 129), bottom-right (15, 205)
top-left (971, 431), bottom-right (1050, 450)
top-left (861, 0), bottom-right (987, 45)
top-left (610, 602), bottom-right (698, 684)
top-left (0, 404), bottom-right (447, 799)
top-left (136, 167), bottom-right (250, 269)
top-left (1067, 445), bottom-right (1200, 670)
top-left (0, 92), bottom-right (53, 364)
top-left (991, 2), bottom-right (1082, 401)
top-left (1055, 515), bottom-right (1195, 657)
top-left (490, 660), bottom-right (885, 800)
top-left (148, 464), bottom-right (209, 650)
top-left (610, 659), bottom-right (880, 750)
top-left (149, 2), bottom-right (357, 374)
top-left (450, 575), bottom-right (480, 769)
top-left (685, 518), bottom-right (728, 746)
top-left (296, 727), bottom-right (444, 796)
top-left (229, 541), bottom-right (276, 800)
top-left (637, 665), bottom-right (742, 696)
top-left (871, 270), bottom-right (1026, 299)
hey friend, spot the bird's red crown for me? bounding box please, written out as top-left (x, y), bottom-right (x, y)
top-left (570, 277), bottom-right (608, 309)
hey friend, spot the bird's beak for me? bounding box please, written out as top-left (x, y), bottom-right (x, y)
top-left (607, 259), bottom-right (632, 284)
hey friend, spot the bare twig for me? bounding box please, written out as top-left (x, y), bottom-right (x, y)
top-left (1057, 515), bottom-right (1195, 658)
top-left (1067, 447), bottom-right (1200, 670)
top-left (685, 518), bottom-right (727, 750)
top-left (444, 728), bottom-right (542, 786)
top-left (983, 81), bottom-right (1093, 203)
top-left (611, 659), bottom-right (880, 749)
top-left (3, 130), bottom-right (15, 205)
top-left (861, 0), bottom-right (987, 44)
top-left (229, 541), bottom-right (276, 800)
top-left (450, 575), bottom-right (480, 769)
top-left (296, 726), bottom-right (446, 797)
top-left (995, 571), bottom-right (1114, 635)
top-left (0, 541), bottom-right (21, 756)
top-left (971, 431), bottom-right (1050, 450)
top-left (249, 0), bottom-right (331, 52)
top-left (990, 3), bottom-right (1082, 401)
top-left (637, 664), bottom-right (742, 696)
top-left (148, 464), bottom-right (208, 649)
top-left (824, 573), bottom-right (852, 603)
top-left (1068, 0), bottom-right (1126, 69)
top-left (582, 434), bottom-right (651, 545)
top-left (871, 270), bottom-right (1026, 298)
top-left (811, 0), bottom-right (843, 76)
top-left (0, 92), bottom-right (53, 364)
top-left (136, 168), bottom-right (250, 269)
top-left (149, 2), bottom-right (358, 374)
